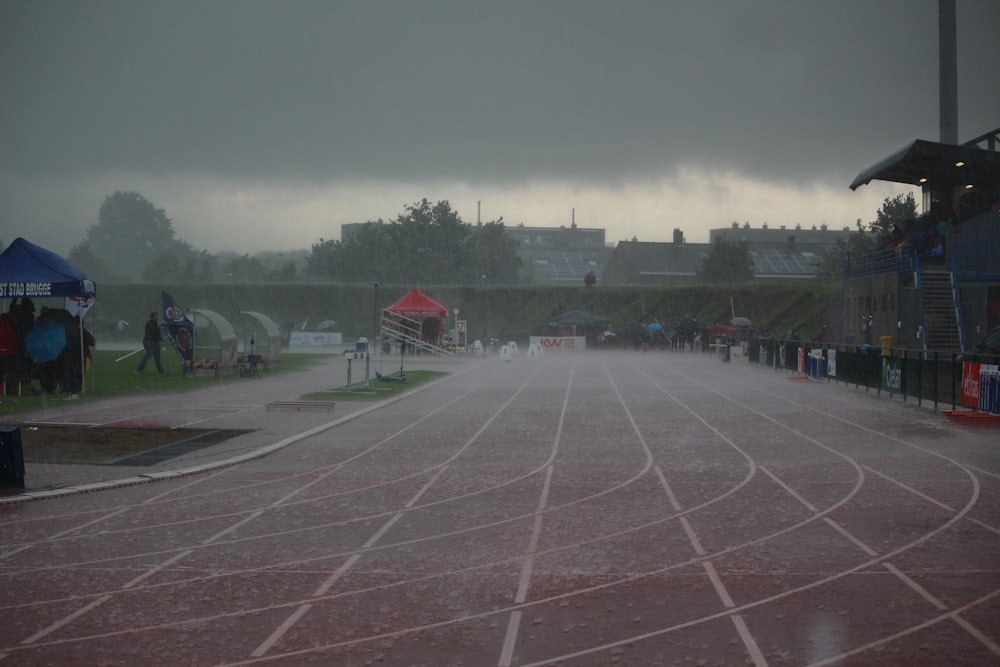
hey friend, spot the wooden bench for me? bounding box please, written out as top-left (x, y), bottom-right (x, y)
top-left (266, 400), bottom-right (336, 412)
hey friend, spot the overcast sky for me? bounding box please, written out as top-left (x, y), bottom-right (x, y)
top-left (2, 0), bottom-right (997, 257)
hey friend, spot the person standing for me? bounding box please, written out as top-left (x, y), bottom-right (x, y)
top-left (136, 312), bottom-right (164, 375)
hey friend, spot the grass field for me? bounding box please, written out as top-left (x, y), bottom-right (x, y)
top-left (0, 349), bottom-right (332, 418)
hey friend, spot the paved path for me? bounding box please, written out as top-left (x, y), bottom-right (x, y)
top-left (1, 351), bottom-right (998, 666)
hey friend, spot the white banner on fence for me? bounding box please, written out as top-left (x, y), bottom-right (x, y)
top-left (827, 349), bottom-right (837, 377)
top-left (529, 336), bottom-right (587, 352)
top-left (290, 331), bottom-right (343, 346)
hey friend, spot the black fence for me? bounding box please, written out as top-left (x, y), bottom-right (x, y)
top-left (745, 337), bottom-right (999, 413)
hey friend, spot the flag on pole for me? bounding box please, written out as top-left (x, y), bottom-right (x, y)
top-left (161, 291), bottom-right (194, 364)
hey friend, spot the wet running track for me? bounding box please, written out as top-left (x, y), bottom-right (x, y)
top-left (1, 352), bottom-right (999, 666)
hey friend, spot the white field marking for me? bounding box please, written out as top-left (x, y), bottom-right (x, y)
top-left (951, 614), bottom-right (1000, 656)
top-left (515, 467), bottom-right (554, 604)
top-left (967, 464), bottom-right (1000, 481)
top-left (702, 561), bottom-right (735, 608)
top-left (5, 444), bottom-right (976, 666)
top-left (247, 365), bottom-right (545, 660)
top-left (498, 610), bottom-right (522, 667)
top-left (654, 465), bottom-right (683, 511)
top-left (12, 360), bottom-right (969, 664)
top-left (823, 518), bottom-right (877, 557)
top-left (20, 595), bottom-right (111, 645)
top-left (248, 467), bottom-right (444, 657)
top-left (680, 517), bottom-right (707, 555)
top-left (805, 589), bottom-right (1000, 666)
top-left (404, 465), bottom-right (450, 509)
top-left (776, 472), bottom-right (950, 614)
top-left (121, 550), bottom-right (195, 589)
top-left (882, 562), bottom-right (948, 611)
top-left (248, 388), bottom-right (525, 663)
top-left (731, 614), bottom-right (770, 667)
top-left (251, 604), bottom-right (313, 658)
top-left (661, 455), bottom-right (763, 664)
top-left (9, 388), bottom-right (468, 652)
top-left (0, 469), bottom-right (228, 558)
top-left (204, 511), bottom-right (265, 543)
top-left (969, 517), bottom-right (1000, 537)
top-left (654, 466), bottom-right (708, 555)
top-left (313, 554), bottom-right (362, 597)
top-left (862, 464), bottom-right (956, 512)
top-left (759, 465), bottom-right (818, 513)
top-left (497, 365), bottom-right (571, 667)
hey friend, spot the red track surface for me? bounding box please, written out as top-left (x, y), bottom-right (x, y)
top-left (1, 352), bottom-right (999, 665)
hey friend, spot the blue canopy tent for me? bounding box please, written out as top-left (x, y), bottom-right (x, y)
top-left (0, 237), bottom-right (97, 394)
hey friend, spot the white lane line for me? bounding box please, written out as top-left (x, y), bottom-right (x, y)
top-left (251, 604), bottom-right (313, 658)
top-left (951, 614), bottom-right (1000, 657)
top-left (882, 562), bottom-right (948, 611)
top-left (20, 595), bottom-right (111, 645)
top-left (658, 464), bottom-right (766, 665)
top-left (122, 550), bottom-right (195, 589)
top-left (498, 610), bottom-right (522, 667)
top-left (862, 465), bottom-right (956, 512)
top-left (251, 463), bottom-right (451, 658)
top-left (703, 561), bottom-right (735, 608)
top-left (498, 365), bottom-right (573, 667)
top-left (822, 518), bottom-right (877, 557)
top-left (732, 614), bottom-right (769, 667)
top-left (680, 517), bottom-right (706, 556)
top-left (759, 465), bottom-right (817, 512)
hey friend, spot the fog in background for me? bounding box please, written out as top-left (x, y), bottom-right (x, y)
top-left (1, 0), bottom-right (997, 256)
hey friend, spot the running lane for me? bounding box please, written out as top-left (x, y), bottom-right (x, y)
top-left (1, 352), bottom-right (998, 666)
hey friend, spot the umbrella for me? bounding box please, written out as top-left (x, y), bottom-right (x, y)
top-left (26, 320), bottom-right (67, 363)
top-left (731, 316), bottom-right (752, 327)
top-left (317, 319), bottom-right (338, 331)
top-left (647, 322), bottom-right (664, 332)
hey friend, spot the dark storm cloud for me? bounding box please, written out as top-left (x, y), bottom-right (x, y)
top-left (3, 0), bottom-right (997, 189)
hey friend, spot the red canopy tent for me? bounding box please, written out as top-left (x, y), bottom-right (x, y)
top-left (384, 289), bottom-right (448, 318)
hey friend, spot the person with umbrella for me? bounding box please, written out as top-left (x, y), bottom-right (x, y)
top-left (135, 312), bottom-right (164, 375)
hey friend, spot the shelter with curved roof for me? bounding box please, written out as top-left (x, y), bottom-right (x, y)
top-left (190, 309), bottom-right (238, 372)
top-left (240, 310), bottom-right (283, 364)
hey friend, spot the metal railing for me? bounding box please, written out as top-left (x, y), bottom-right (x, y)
top-left (747, 337), bottom-right (999, 413)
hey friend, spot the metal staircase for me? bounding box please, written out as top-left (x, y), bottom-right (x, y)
top-left (379, 312), bottom-right (455, 356)
top-left (919, 269), bottom-right (962, 352)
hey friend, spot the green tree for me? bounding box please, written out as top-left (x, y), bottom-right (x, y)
top-left (869, 192), bottom-right (918, 236)
top-left (814, 223), bottom-right (875, 283)
top-left (464, 221), bottom-right (521, 285)
top-left (698, 237), bottom-right (754, 283)
top-left (225, 254), bottom-right (267, 282)
top-left (85, 191), bottom-right (179, 280)
top-left (68, 241), bottom-right (120, 282)
top-left (306, 200), bottom-right (520, 285)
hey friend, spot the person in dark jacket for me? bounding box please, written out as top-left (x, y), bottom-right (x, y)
top-left (135, 312), bottom-right (164, 375)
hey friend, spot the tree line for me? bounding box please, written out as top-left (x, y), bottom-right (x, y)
top-left (65, 192), bottom-right (520, 285)
top-left (51, 189), bottom-right (915, 286)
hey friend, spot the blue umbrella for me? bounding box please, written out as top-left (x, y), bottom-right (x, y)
top-left (647, 322), bottom-right (664, 332)
top-left (25, 320), bottom-right (67, 363)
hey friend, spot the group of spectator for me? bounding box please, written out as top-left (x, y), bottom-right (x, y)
top-left (0, 298), bottom-right (95, 395)
top-left (877, 208), bottom-right (950, 264)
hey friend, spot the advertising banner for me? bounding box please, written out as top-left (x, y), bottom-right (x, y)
top-left (827, 349), bottom-right (837, 377)
top-left (961, 362), bottom-right (981, 408)
top-left (529, 336), bottom-right (586, 351)
top-left (881, 357), bottom-right (902, 392)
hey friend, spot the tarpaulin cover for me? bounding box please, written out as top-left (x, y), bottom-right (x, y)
top-left (0, 237), bottom-right (96, 299)
top-left (385, 289), bottom-right (448, 318)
